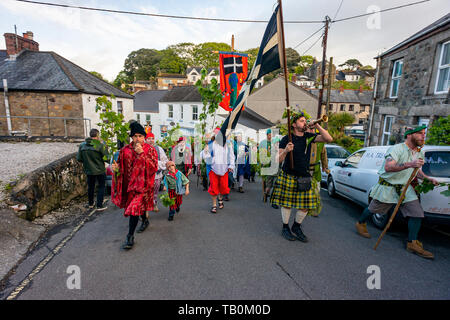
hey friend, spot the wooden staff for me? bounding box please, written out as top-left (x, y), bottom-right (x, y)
top-left (278, 0), bottom-right (294, 169)
top-left (374, 166), bottom-right (420, 250)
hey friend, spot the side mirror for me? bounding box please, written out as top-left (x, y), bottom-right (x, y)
top-left (335, 161), bottom-right (343, 167)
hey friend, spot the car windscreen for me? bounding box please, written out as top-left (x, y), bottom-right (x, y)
top-left (327, 147), bottom-right (350, 159)
top-left (423, 151), bottom-right (450, 178)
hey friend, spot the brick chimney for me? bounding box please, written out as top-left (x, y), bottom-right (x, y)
top-left (339, 85), bottom-right (344, 93)
top-left (359, 85), bottom-right (363, 93)
top-left (4, 31), bottom-right (39, 57)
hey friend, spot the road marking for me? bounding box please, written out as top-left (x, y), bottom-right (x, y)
top-left (6, 207), bottom-right (99, 300)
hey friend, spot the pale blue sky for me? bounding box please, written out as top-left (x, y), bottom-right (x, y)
top-left (0, 0), bottom-right (448, 81)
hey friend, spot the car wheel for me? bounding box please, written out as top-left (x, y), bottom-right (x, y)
top-left (371, 212), bottom-right (389, 230)
top-left (327, 176), bottom-right (337, 198)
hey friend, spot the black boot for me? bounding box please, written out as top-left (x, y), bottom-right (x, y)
top-left (291, 222), bottom-right (308, 242)
top-left (137, 218), bottom-right (149, 233)
top-left (282, 224), bottom-right (296, 241)
top-left (122, 234), bottom-right (135, 250)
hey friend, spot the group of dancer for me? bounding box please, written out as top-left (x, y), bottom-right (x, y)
top-left (102, 116), bottom-right (437, 259)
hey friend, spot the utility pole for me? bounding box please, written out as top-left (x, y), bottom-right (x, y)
top-left (325, 56), bottom-right (333, 129)
top-left (317, 16), bottom-right (330, 119)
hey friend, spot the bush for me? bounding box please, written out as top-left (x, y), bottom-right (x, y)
top-left (426, 116), bottom-right (450, 146)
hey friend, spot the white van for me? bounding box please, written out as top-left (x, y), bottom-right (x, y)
top-left (327, 145), bottom-right (450, 228)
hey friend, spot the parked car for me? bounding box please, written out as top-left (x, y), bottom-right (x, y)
top-left (327, 145), bottom-right (450, 228)
top-left (344, 125), bottom-right (365, 141)
top-left (321, 144), bottom-right (351, 184)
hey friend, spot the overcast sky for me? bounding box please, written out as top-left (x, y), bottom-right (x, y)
top-left (0, 0), bottom-right (448, 81)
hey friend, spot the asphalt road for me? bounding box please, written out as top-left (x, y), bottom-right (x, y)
top-left (1, 177), bottom-right (449, 300)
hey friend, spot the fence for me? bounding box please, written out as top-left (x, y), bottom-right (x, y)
top-left (0, 115), bottom-right (91, 138)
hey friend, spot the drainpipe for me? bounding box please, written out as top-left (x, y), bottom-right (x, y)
top-left (3, 79), bottom-right (12, 135)
top-left (366, 56), bottom-right (381, 147)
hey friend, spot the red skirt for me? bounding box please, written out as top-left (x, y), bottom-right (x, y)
top-left (168, 188), bottom-right (183, 211)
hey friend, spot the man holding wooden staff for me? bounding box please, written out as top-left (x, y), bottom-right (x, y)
top-left (355, 125), bottom-right (439, 259)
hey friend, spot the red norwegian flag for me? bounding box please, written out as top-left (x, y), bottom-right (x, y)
top-left (219, 52), bottom-right (248, 111)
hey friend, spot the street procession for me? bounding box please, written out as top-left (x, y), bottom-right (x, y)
top-left (0, 0), bottom-right (449, 303)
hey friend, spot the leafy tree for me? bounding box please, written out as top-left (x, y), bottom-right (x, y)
top-left (426, 115), bottom-right (450, 145)
top-left (285, 48), bottom-right (301, 72)
top-left (332, 79), bottom-right (371, 90)
top-left (243, 47), bottom-right (259, 70)
top-left (159, 48), bottom-right (187, 74)
top-left (112, 71), bottom-right (132, 93)
top-left (195, 68), bottom-right (222, 133)
top-left (328, 112), bottom-right (355, 132)
top-left (361, 65), bottom-right (374, 70)
top-left (90, 71), bottom-right (105, 81)
top-left (192, 42), bottom-right (231, 69)
top-left (339, 58), bottom-right (363, 71)
top-left (92, 96), bottom-right (130, 165)
top-left (167, 42), bottom-right (196, 68)
top-left (123, 48), bottom-right (162, 81)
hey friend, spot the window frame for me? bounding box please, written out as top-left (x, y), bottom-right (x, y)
top-left (381, 115), bottom-right (395, 146)
top-left (389, 59), bottom-right (403, 98)
top-left (434, 40), bottom-right (450, 94)
top-left (180, 105), bottom-right (184, 119)
top-left (117, 101), bottom-right (123, 114)
top-left (168, 104), bottom-right (174, 118)
top-left (192, 105), bottom-right (198, 120)
top-left (340, 104), bottom-right (345, 111)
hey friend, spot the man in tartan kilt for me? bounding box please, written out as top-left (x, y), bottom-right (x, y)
top-left (271, 112), bottom-right (333, 242)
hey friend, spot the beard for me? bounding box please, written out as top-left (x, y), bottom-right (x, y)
top-left (412, 136), bottom-right (424, 147)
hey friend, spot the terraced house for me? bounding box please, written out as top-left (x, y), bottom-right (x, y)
top-left (368, 13), bottom-right (450, 146)
top-left (0, 31), bottom-right (134, 138)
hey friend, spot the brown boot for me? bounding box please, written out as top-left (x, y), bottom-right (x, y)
top-left (355, 222), bottom-right (371, 238)
top-left (406, 240), bottom-right (434, 259)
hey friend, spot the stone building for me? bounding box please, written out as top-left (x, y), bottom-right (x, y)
top-left (368, 13), bottom-right (450, 146)
top-left (0, 31), bottom-right (134, 138)
top-left (309, 88), bottom-right (373, 125)
top-left (157, 73), bottom-right (188, 90)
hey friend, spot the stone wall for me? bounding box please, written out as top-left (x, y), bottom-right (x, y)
top-left (370, 28), bottom-right (450, 146)
top-left (0, 91), bottom-right (85, 137)
top-left (8, 153), bottom-right (87, 221)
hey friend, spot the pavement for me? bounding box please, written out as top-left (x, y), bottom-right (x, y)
top-left (1, 176), bottom-right (449, 300)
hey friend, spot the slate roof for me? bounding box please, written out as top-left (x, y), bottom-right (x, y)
top-left (158, 73), bottom-right (187, 79)
top-left (134, 89), bottom-right (168, 113)
top-left (159, 85), bottom-right (202, 102)
top-left (0, 50), bottom-right (133, 99)
top-left (379, 13), bottom-right (450, 58)
top-left (309, 89), bottom-right (373, 105)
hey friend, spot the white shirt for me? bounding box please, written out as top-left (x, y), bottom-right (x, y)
top-left (203, 141), bottom-right (235, 176)
top-left (155, 145), bottom-right (168, 180)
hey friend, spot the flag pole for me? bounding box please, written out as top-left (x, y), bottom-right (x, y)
top-left (278, 0), bottom-right (294, 169)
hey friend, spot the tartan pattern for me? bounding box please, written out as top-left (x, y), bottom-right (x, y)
top-left (270, 170), bottom-right (317, 210)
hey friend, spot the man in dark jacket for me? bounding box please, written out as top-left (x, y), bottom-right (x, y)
top-left (77, 128), bottom-right (109, 211)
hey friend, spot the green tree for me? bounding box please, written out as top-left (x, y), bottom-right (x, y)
top-left (426, 115), bottom-right (450, 145)
top-left (328, 112), bottom-right (355, 132)
top-left (90, 71), bottom-right (105, 81)
top-left (339, 59), bottom-right (363, 71)
top-left (123, 48), bottom-right (162, 81)
top-left (159, 48), bottom-right (187, 74)
top-left (285, 48), bottom-right (301, 72)
top-left (192, 42), bottom-right (231, 69)
top-left (92, 96), bottom-right (130, 164)
top-left (295, 55), bottom-right (315, 74)
top-left (167, 42), bottom-right (196, 67)
top-left (195, 68), bottom-right (223, 133)
top-left (112, 71), bottom-right (132, 93)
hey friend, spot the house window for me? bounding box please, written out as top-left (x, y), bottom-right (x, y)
top-left (117, 101), bottom-right (123, 114)
top-left (329, 104), bottom-right (333, 111)
top-left (180, 105), bottom-right (184, 119)
top-left (340, 104), bottom-right (345, 111)
top-left (435, 41), bottom-right (450, 94)
top-left (163, 79), bottom-right (172, 84)
top-left (136, 113), bottom-right (140, 123)
top-left (192, 76), bottom-right (196, 82)
top-left (192, 105), bottom-right (198, 120)
top-left (349, 105), bottom-right (354, 112)
top-left (146, 114), bottom-right (151, 123)
top-left (381, 116), bottom-right (395, 146)
top-left (168, 105), bottom-right (174, 118)
top-left (390, 59), bottom-right (403, 98)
